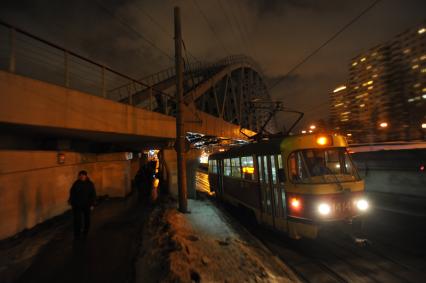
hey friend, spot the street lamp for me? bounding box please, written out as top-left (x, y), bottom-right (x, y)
top-left (310, 125), bottom-right (316, 130)
top-left (379, 122), bottom-right (388, 128)
top-left (301, 130), bottom-right (307, 134)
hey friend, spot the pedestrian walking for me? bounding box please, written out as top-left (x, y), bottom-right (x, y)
top-left (68, 170), bottom-right (96, 239)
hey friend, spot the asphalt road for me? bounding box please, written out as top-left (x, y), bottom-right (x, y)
top-left (196, 171), bottom-right (426, 283)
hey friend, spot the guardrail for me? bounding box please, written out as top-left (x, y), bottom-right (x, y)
top-left (0, 20), bottom-right (174, 115)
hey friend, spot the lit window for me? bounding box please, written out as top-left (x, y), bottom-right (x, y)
top-left (404, 49), bottom-right (411, 54)
top-left (421, 69), bottom-right (426, 73)
top-left (360, 104), bottom-right (365, 108)
top-left (379, 122), bottom-right (388, 128)
top-left (421, 55), bottom-right (426, 60)
top-left (347, 133), bottom-right (352, 136)
top-left (418, 28), bottom-right (426, 34)
top-left (422, 88), bottom-right (426, 92)
top-left (354, 86), bottom-right (359, 90)
top-left (408, 98), bottom-right (414, 103)
top-left (372, 74), bottom-right (378, 78)
top-left (422, 123), bottom-right (426, 129)
top-left (341, 111), bottom-right (350, 115)
top-left (334, 103), bottom-right (343, 107)
top-left (412, 64), bottom-right (419, 69)
top-left (352, 61), bottom-right (358, 66)
top-left (361, 57), bottom-right (366, 62)
top-left (341, 118), bottom-right (349, 122)
top-left (366, 65), bottom-right (372, 70)
top-left (368, 86), bottom-right (373, 90)
top-left (372, 52), bottom-right (377, 56)
top-left (422, 94), bottom-right (426, 99)
top-left (333, 85), bottom-right (346, 93)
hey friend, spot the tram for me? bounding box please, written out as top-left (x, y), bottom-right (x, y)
top-left (208, 133), bottom-right (368, 239)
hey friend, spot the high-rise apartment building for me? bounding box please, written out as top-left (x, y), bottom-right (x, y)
top-left (330, 22), bottom-right (426, 143)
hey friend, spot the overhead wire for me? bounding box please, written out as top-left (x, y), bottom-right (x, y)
top-left (130, 2), bottom-right (200, 63)
top-left (94, 0), bottom-right (174, 62)
top-left (192, 0), bottom-right (230, 56)
top-left (226, 0), bottom-right (256, 58)
top-left (269, 0), bottom-right (382, 90)
top-left (216, 0), bottom-right (244, 54)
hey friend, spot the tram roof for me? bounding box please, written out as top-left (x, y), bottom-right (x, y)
top-left (209, 133), bottom-right (348, 160)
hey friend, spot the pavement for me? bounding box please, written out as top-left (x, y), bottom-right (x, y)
top-left (0, 193), bottom-right (148, 283)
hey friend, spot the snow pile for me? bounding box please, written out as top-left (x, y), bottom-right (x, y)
top-left (136, 197), bottom-right (298, 283)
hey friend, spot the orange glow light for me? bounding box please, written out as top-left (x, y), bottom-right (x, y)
top-left (291, 198), bottom-right (300, 209)
top-left (316, 136), bottom-right (328, 146)
top-left (242, 167), bottom-right (254, 174)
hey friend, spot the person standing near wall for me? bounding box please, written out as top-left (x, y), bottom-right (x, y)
top-left (68, 170), bottom-right (96, 240)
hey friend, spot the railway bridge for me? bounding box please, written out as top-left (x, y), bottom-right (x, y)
top-left (0, 22), bottom-right (273, 240)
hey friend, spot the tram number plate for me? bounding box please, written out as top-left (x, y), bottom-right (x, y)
top-left (333, 201), bottom-right (352, 214)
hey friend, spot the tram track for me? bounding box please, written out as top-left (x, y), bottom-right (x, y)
top-left (196, 171), bottom-right (426, 283)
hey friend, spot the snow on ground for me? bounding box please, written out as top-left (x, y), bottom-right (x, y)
top-left (135, 197), bottom-right (299, 283)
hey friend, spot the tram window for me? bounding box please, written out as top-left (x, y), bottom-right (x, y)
top-left (277, 154), bottom-right (286, 183)
top-left (211, 160), bottom-right (218, 173)
top-left (289, 149), bottom-right (360, 183)
top-left (257, 156), bottom-right (263, 181)
top-left (289, 152), bottom-right (309, 183)
top-left (224, 159), bottom-right (231, 176)
top-left (270, 156), bottom-right (277, 184)
top-left (231, 158), bottom-right (241, 178)
top-left (263, 156), bottom-right (269, 183)
top-left (212, 160), bottom-right (217, 174)
top-left (241, 156), bottom-right (254, 180)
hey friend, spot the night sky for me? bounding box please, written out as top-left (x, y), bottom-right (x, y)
top-left (1, 0), bottom-right (425, 131)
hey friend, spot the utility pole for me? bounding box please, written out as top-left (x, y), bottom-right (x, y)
top-left (174, 6), bottom-right (188, 213)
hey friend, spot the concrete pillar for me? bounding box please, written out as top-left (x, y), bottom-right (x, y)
top-left (186, 149), bottom-right (202, 199)
top-left (163, 148), bottom-right (202, 200)
top-left (163, 149), bottom-right (178, 198)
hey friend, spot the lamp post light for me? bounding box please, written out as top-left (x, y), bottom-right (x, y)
top-left (379, 122), bottom-right (388, 128)
top-left (310, 125), bottom-right (316, 130)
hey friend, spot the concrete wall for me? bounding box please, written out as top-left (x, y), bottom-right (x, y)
top-left (0, 150), bottom-right (132, 240)
top-left (352, 149), bottom-right (426, 197)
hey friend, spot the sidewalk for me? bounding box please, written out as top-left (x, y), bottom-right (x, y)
top-left (0, 193), bottom-right (148, 283)
top-left (135, 197), bottom-right (299, 283)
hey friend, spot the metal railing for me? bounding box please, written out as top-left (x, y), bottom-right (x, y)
top-left (109, 54), bottom-right (264, 100)
top-left (0, 20), bottom-right (174, 115)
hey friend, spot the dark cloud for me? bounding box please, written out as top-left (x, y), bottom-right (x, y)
top-left (1, 0), bottom-right (425, 131)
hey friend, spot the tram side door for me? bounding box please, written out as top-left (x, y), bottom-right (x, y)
top-left (268, 155), bottom-right (282, 224)
top-left (216, 159), bottom-right (223, 197)
top-left (258, 155), bottom-right (275, 228)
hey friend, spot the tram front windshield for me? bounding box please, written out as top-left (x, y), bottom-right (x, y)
top-left (289, 148), bottom-right (360, 184)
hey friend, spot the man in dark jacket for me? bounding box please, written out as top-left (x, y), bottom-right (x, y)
top-left (68, 170), bottom-right (96, 239)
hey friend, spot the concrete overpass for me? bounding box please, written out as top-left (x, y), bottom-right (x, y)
top-left (0, 22), bottom-right (272, 240)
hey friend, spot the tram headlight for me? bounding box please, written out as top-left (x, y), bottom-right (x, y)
top-left (318, 203), bottom-right (331, 215)
top-left (356, 199), bottom-right (369, 211)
